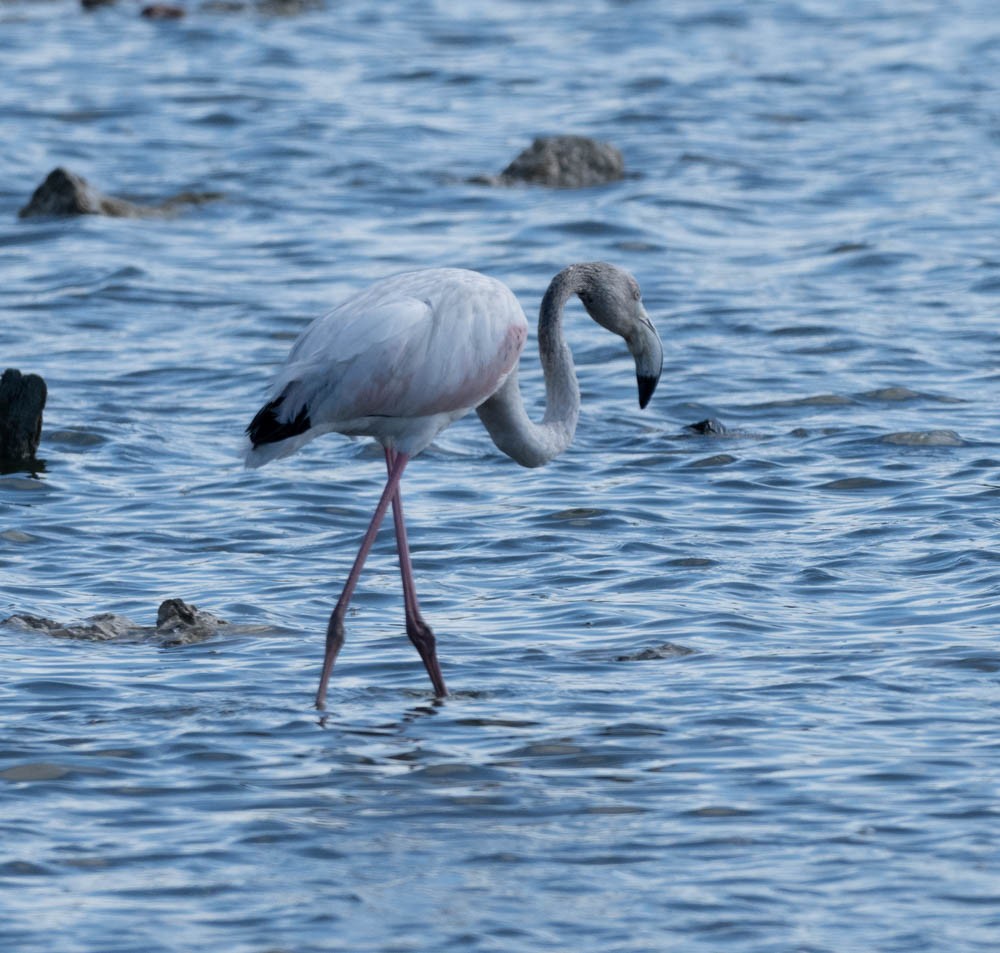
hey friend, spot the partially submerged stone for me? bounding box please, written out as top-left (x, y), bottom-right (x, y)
top-left (141, 3), bottom-right (186, 17)
top-left (684, 418), bottom-right (729, 436)
top-left (18, 167), bottom-right (221, 219)
top-left (0, 369), bottom-right (46, 467)
top-left (201, 0), bottom-right (322, 11)
top-left (7, 612), bottom-right (134, 641)
top-left (881, 430), bottom-right (964, 447)
top-left (682, 418), bottom-right (763, 441)
top-left (2, 599), bottom-right (229, 646)
top-left (474, 135), bottom-right (626, 188)
top-left (616, 642), bottom-right (696, 662)
top-left (19, 168), bottom-right (138, 218)
top-left (155, 598), bottom-right (226, 643)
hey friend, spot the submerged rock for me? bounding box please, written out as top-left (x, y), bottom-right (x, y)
top-left (473, 135), bottom-right (626, 188)
top-left (2, 599), bottom-right (229, 646)
top-left (18, 167), bottom-right (221, 219)
top-left (0, 369), bottom-right (46, 468)
top-left (616, 642), bottom-right (696, 662)
top-left (19, 168), bottom-right (134, 218)
top-left (253, 0), bottom-right (324, 12)
top-left (881, 430), bottom-right (964, 447)
top-left (154, 598), bottom-right (224, 641)
top-left (141, 3), bottom-right (186, 17)
top-left (683, 418), bottom-right (763, 441)
top-left (200, 0), bottom-right (323, 12)
top-left (861, 386), bottom-right (923, 402)
top-left (684, 418), bottom-right (729, 436)
top-left (7, 612), bottom-right (134, 642)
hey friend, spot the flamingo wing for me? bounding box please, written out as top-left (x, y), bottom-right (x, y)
top-left (246, 269), bottom-right (527, 464)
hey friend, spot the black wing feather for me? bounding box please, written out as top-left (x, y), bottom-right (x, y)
top-left (246, 388), bottom-right (311, 447)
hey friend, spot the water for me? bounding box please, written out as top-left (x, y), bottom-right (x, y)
top-left (2, 1), bottom-right (999, 950)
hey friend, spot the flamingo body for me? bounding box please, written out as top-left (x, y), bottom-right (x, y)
top-left (246, 269), bottom-right (527, 466)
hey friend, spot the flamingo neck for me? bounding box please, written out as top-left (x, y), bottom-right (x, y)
top-left (476, 267), bottom-right (583, 468)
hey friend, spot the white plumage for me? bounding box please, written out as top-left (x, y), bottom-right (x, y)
top-left (245, 269), bottom-right (527, 466)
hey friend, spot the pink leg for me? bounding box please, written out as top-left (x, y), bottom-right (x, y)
top-left (384, 448), bottom-right (448, 698)
top-left (315, 451), bottom-right (410, 710)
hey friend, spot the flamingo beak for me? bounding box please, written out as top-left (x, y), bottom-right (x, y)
top-left (637, 372), bottom-right (658, 409)
top-left (629, 306), bottom-right (663, 409)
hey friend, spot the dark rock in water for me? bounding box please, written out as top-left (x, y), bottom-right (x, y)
top-left (2, 599), bottom-right (229, 646)
top-left (18, 168), bottom-right (222, 219)
top-left (19, 168), bottom-right (138, 218)
top-left (155, 598), bottom-right (225, 642)
top-left (201, 0), bottom-right (322, 12)
top-left (141, 3), bottom-right (186, 17)
top-left (881, 430), bottom-right (964, 447)
top-left (81, 0), bottom-right (117, 8)
top-left (7, 612), bottom-right (135, 641)
top-left (616, 642), bottom-right (696, 662)
top-left (255, 0), bottom-right (324, 12)
top-left (159, 189), bottom-right (225, 212)
top-left (474, 135), bottom-right (625, 188)
top-left (0, 369), bottom-right (46, 467)
top-left (684, 418), bottom-right (729, 436)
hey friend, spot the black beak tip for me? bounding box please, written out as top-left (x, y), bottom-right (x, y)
top-left (637, 374), bottom-right (659, 409)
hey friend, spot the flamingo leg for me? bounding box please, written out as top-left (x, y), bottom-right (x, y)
top-left (315, 451), bottom-right (410, 709)
top-left (384, 448), bottom-right (448, 698)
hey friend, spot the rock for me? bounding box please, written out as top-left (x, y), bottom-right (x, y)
top-left (615, 642), bottom-right (696, 662)
top-left (18, 168), bottom-right (222, 219)
top-left (254, 0), bottom-right (323, 12)
top-left (474, 136), bottom-right (626, 188)
top-left (881, 430), bottom-right (964, 447)
top-left (2, 599), bottom-right (229, 646)
top-left (154, 598), bottom-right (226, 643)
top-left (18, 168), bottom-right (139, 218)
top-left (157, 189), bottom-right (225, 212)
top-left (200, 0), bottom-right (322, 12)
top-left (141, 3), bottom-right (186, 17)
top-left (684, 418), bottom-right (729, 436)
top-left (6, 612), bottom-right (134, 641)
top-left (0, 369), bottom-right (46, 467)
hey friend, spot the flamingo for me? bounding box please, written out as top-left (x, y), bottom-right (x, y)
top-left (245, 262), bottom-right (663, 709)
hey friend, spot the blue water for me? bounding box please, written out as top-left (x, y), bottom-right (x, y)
top-left (2, 1), bottom-right (999, 950)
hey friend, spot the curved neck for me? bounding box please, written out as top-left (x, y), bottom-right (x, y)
top-left (476, 267), bottom-right (584, 468)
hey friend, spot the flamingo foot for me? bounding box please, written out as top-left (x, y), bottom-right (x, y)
top-left (406, 614), bottom-right (448, 697)
top-left (315, 608), bottom-right (346, 710)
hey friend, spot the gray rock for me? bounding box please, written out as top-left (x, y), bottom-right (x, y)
top-left (474, 135), bottom-right (625, 188)
top-left (19, 168), bottom-right (138, 218)
top-left (141, 4), bottom-right (186, 18)
top-left (881, 430), bottom-right (964, 447)
top-left (2, 599), bottom-right (229, 646)
top-left (684, 418), bottom-right (729, 436)
top-left (18, 167), bottom-right (222, 219)
top-left (6, 612), bottom-right (134, 641)
top-left (615, 642), bottom-right (696, 662)
top-left (154, 598), bottom-right (227, 643)
top-left (201, 0), bottom-right (323, 11)
top-left (0, 369), bottom-right (46, 466)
